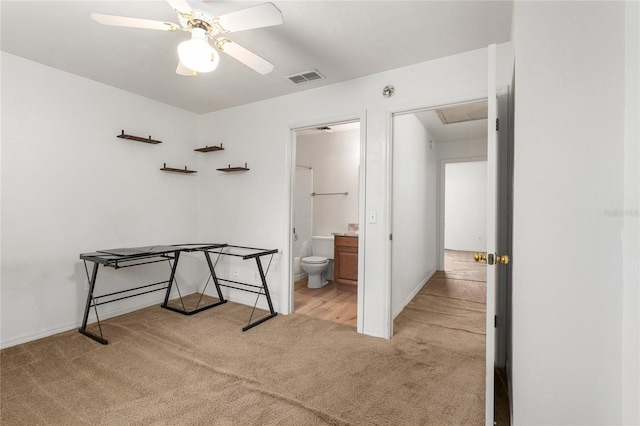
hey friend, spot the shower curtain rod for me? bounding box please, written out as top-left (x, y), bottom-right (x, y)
top-left (311, 192), bottom-right (348, 197)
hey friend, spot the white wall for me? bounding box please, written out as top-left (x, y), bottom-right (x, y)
top-left (1, 53), bottom-right (201, 347)
top-left (512, 2), bottom-right (634, 424)
top-left (293, 167), bottom-right (312, 260)
top-left (195, 44), bottom-right (513, 338)
top-left (622, 2), bottom-right (640, 423)
top-left (296, 128), bottom-right (360, 236)
top-left (444, 161), bottom-right (487, 252)
top-left (437, 137), bottom-right (488, 161)
top-left (391, 113), bottom-right (437, 318)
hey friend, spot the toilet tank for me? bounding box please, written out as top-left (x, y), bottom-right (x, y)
top-left (311, 236), bottom-right (334, 259)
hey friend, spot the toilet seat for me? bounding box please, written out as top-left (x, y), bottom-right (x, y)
top-left (302, 256), bottom-right (328, 264)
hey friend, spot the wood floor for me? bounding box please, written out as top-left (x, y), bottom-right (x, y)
top-left (293, 278), bottom-right (357, 327)
top-left (292, 250), bottom-right (485, 329)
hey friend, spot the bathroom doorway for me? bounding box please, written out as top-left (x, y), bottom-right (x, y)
top-left (290, 120), bottom-right (362, 328)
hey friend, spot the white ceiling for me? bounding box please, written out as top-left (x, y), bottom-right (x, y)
top-left (0, 1), bottom-right (513, 115)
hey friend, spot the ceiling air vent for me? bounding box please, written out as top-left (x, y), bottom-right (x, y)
top-left (286, 69), bottom-right (325, 84)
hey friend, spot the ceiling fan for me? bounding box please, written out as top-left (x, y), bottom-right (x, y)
top-left (91, 0), bottom-right (282, 76)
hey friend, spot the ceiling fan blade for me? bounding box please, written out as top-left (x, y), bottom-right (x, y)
top-left (166, 0), bottom-right (193, 15)
top-left (91, 14), bottom-right (178, 31)
top-left (216, 38), bottom-right (274, 74)
top-left (216, 3), bottom-right (283, 33)
top-left (176, 61), bottom-right (196, 76)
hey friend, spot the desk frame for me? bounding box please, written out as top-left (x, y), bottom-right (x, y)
top-left (195, 245), bottom-right (278, 331)
top-left (79, 243), bottom-right (277, 344)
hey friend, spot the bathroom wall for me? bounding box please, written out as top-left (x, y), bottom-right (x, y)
top-left (293, 167), bottom-right (313, 257)
top-left (293, 166), bottom-right (313, 279)
top-left (296, 128), bottom-right (360, 236)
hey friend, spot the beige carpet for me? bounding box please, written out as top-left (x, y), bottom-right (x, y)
top-left (1, 269), bottom-right (485, 425)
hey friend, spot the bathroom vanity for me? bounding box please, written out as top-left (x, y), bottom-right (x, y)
top-left (333, 234), bottom-right (358, 288)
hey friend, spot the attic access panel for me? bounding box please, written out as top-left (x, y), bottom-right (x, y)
top-left (436, 100), bottom-right (488, 124)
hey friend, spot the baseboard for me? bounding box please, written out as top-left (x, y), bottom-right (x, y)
top-left (362, 327), bottom-right (390, 339)
top-left (0, 296), bottom-right (169, 349)
top-left (392, 268), bottom-right (436, 319)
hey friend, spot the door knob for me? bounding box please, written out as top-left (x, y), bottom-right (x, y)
top-left (473, 252), bottom-right (487, 263)
top-left (474, 252), bottom-right (509, 265)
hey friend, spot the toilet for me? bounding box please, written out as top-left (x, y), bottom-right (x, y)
top-left (301, 236), bottom-right (334, 288)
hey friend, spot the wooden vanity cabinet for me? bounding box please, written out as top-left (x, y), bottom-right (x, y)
top-left (334, 235), bottom-right (358, 287)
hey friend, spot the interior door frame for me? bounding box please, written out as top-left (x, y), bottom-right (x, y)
top-left (386, 45), bottom-right (507, 426)
top-left (286, 112), bottom-right (367, 333)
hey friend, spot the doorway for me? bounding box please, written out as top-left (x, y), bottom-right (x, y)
top-left (290, 121), bottom-right (361, 328)
top-left (390, 98), bottom-right (495, 419)
top-left (390, 99), bottom-right (489, 319)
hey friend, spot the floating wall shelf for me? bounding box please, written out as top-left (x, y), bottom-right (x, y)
top-left (160, 163), bottom-right (197, 174)
top-left (217, 163), bottom-right (250, 172)
top-left (194, 143), bottom-right (224, 153)
top-left (117, 130), bottom-right (162, 144)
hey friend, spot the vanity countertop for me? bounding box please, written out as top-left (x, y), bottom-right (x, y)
top-left (332, 232), bottom-right (359, 237)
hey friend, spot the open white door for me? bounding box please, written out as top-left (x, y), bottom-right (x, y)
top-left (484, 44), bottom-right (497, 426)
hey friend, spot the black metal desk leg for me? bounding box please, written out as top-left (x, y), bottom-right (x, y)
top-left (204, 251), bottom-right (226, 303)
top-left (78, 262), bottom-right (108, 345)
top-left (256, 257), bottom-right (275, 315)
top-left (161, 251), bottom-right (181, 307)
top-left (242, 257), bottom-right (278, 331)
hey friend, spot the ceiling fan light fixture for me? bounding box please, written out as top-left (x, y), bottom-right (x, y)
top-left (178, 28), bottom-right (219, 73)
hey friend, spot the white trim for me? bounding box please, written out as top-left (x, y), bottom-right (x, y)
top-left (357, 111), bottom-right (368, 334)
top-left (384, 109), bottom-right (394, 339)
top-left (287, 112), bottom-right (367, 333)
top-left (1, 296), bottom-right (166, 349)
top-left (485, 43), bottom-right (497, 426)
top-left (392, 269), bottom-right (436, 319)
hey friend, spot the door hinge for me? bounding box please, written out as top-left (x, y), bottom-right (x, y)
top-left (494, 315), bottom-right (497, 328)
top-left (496, 118), bottom-right (499, 131)
top-left (389, 234), bottom-right (393, 241)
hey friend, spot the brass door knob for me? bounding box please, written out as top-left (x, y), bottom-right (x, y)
top-left (496, 254), bottom-right (510, 265)
top-left (473, 252), bottom-right (487, 263)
